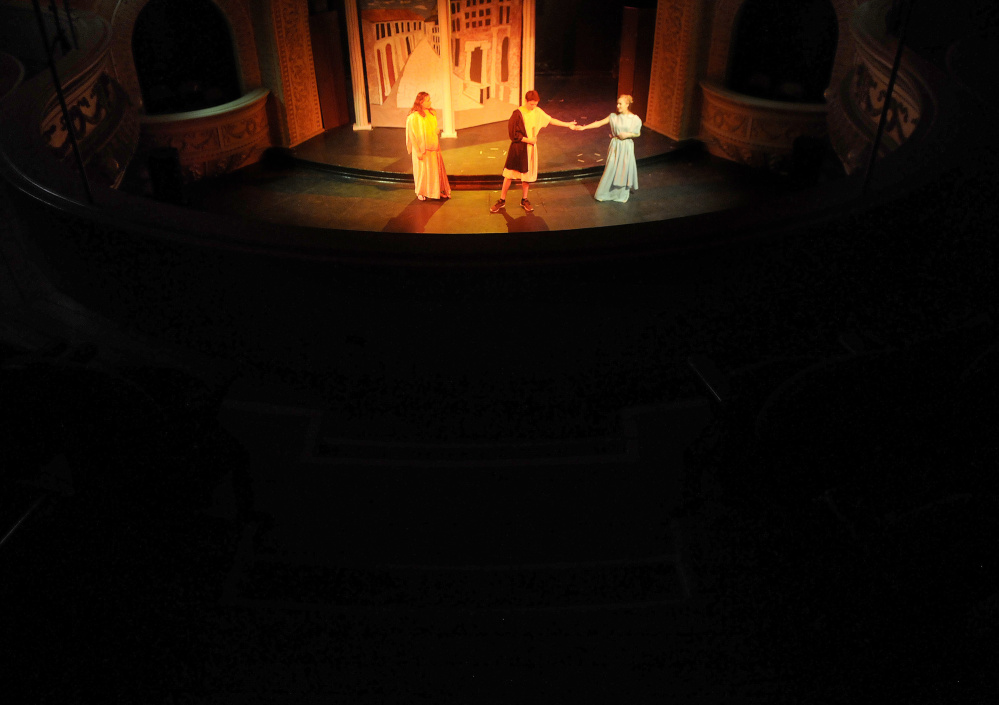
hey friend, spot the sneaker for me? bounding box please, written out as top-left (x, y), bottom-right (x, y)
top-left (521, 198), bottom-right (534, 212)
top-left (489, 199), bottom-right (506, 213)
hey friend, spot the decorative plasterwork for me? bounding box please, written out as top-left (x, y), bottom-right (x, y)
top-left (138, 87), bottom-right (271, 181)
top-left (700, 81), bottom-right (829, 172)
top-left (646, 0), bottom-right (709, 140)
top-left (266, 0), bottom-right (323, 146)
top-left (825, 0), bottom-right (934, 174)
top-left (704, 0), bottom-right (859, 101)
top-left (109, 0), bottom-right (262, 112)
top-left (22, 12), bottom-right (139, 188)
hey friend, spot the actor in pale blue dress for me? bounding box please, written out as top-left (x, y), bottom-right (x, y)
top-left (575, 95), bottom-right (642, 202)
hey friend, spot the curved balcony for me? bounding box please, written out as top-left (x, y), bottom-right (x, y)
top-left (698, 81), bottom-right (829, 173)
top-left (826, 0), bottom-right (938, 175)
top-left (1, 8), bottom-right (138, 191)
top-left (137, 88), bottom-right (272, 182)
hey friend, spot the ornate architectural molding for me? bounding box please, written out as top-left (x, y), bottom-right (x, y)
top-left (264, 0), bottom-right (323, 146)
top-left (700, 81), bottom-right (829, 172)
top-left (138, 87), bottom-right (271, 181)
top-left (3, 10), bottom-right (140, 189)
top-left (825, 0), bottom-right (935, 174)
top-left (646, 0), bottom-right (709, 140)
top-left (109, 0), bottom-right (262, 112)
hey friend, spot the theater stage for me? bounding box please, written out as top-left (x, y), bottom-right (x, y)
top-left (184, 75), bottom-right (826, 240)
top-left (291, 75), bottom-right (684, 186)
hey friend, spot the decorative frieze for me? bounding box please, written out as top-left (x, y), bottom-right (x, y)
top-left (825, 0), bottom-right (934, 174)
top-left (138, 87), bottom-right (271, 181)
top-left (699, 81), bottom-right (829, 172)
top-left (21, 12), bottom-right (141, 188)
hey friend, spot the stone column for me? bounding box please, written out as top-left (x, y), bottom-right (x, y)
top-left (437, 0), bottom-right (456, 138)
top-left (343, 0), bottom-right (371, 130)
top-left (521, 0), bottom-right (535, 96)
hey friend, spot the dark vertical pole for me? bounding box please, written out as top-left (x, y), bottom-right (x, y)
top-left (62, 0), bottom-right (80, 51)
top-left (861, 0), bottom-right (916, 198)
top-left (31, 0), bottom-right (93, 203)
top-left (47, 0), bottom-right (70, 54)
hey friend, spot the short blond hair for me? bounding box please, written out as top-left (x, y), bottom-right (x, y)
top-left (618, 94), bottom-right (634, 106)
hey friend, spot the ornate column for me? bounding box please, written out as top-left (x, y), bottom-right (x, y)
top-left (646, 0), bottom-right (710, 139)
top-left (521, 0), bottom-right (535, 96)
top-left (343, 0), bottom-right (371, 130)
top-left (250, 0), bottom-right (323, 146)
top-left (270, 0), bottom-right (323, 145)
top-left (437, 0), bottom-right (456, 138)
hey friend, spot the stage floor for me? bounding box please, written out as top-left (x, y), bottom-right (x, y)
top-left (293, 74), bottom-right (682, 184)
top-left (186, 75), bottom-right (850, 238)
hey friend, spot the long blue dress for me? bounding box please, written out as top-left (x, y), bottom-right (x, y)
top-left (594, 112), bottom-right (642, 202)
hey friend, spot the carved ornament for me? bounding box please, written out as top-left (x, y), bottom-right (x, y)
top-left (138, 87), bottom-right (271, 181)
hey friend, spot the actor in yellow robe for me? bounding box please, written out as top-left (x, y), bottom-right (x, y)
top-left (405, 92), bottom-right (451, 201)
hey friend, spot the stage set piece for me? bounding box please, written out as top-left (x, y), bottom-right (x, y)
top-left (346, 0), bottom-right (535, 134)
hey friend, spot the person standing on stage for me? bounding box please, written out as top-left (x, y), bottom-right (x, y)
top-left (490, 90), bottom-right (576, 213)
top-left (406, 92), bottom-right (451, 201)
top-left (574, 95), bottom-right (642, 202)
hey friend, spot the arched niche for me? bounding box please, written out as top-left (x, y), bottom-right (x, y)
top-left (726, 0), bottom-right (838, 103)
top-left (110, 0), bottom-right (262, 112)
top-left (132, 0), bottom-right (241, 114)
top-left (706, 0), bottom-right (858, 101)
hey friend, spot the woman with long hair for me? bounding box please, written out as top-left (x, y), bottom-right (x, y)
top-left (574, 95), bottom-right (641, 202)
top-left (405, 91), bottom-right (451, 201)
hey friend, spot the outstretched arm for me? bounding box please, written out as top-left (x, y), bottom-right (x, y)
top-left (550, 117), bottom-right (578, 129)
top-left (574, 116), bottom-right (611, 131)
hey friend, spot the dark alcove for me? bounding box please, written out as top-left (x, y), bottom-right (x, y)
top-left (726, 0), bottom-right (838, 103)
top-left (133, 0), bottom-right (241, 115)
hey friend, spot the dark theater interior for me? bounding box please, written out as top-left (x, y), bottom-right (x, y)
top-left (2, 0), bottom-right (998, 701)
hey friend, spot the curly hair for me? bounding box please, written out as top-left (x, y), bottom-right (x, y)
top-left (410, 91), bottom-right (434, 117)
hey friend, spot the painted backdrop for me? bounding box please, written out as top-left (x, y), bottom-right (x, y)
top-left (359, 0), bottom-right (523, 129)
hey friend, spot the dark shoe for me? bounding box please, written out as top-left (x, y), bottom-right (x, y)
top-left (489, 199), bottom-right (506, 213)
top-left (521, 198), bottom-right (534, 212)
